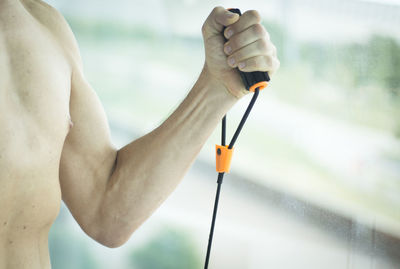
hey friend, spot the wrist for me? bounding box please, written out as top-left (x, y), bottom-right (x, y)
top-left (199, 63), bottom-right (241, 102)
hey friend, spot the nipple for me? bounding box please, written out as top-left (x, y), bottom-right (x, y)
top-left (68, 116), bottom-right (74, 129)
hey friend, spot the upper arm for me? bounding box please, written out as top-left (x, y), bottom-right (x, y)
top-left (60, 67), bottom-right (117, 233)
top-left (42, 6), bottom-right (119, 234)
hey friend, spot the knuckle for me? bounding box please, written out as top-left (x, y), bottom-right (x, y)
top-left (248, 10), bottom-right (261, 23)
top-left (211, 6), bottom-right (224, 22)
top-left (258, 39), bottom-right (268, 53)
top-left (265, 55), bottom-right (273, 66)
top-left (212, 6), bottom-right (224, 14)
top-left (252, 24), bottom-right (266, 38)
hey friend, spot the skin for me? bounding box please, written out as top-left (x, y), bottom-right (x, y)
top-left (0, 0), bottom-right (279, 268)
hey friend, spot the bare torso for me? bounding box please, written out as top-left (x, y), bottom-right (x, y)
top-left (0, 0), bottom-right (72, 268)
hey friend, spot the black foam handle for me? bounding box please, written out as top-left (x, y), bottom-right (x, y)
top-left (224, 8), bottom-right (270, 91)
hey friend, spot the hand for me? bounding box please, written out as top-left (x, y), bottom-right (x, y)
top-left (201, 7), bottom-right (280, 99)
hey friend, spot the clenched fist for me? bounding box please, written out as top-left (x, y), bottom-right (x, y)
top-left (201, 7), bottom-right (280, 99)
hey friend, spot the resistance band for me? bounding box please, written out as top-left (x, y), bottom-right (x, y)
top-left (203, 8), bottom-right (270, 269)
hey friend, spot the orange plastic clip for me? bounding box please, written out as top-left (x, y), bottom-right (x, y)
top-left (215, 145), bottom-right (234, 173)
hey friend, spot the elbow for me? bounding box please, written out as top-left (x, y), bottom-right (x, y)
top-left (93, 230), bottom-right (131, 249)
top-left (85, 222), bottom-right (132, 248)
top-left (93, 230), bottom-right (129, 248)
top-left (98, 237), bottom-right (128, 249)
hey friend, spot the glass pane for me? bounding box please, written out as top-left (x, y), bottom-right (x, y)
top-left (47, 0), bottom-right (400, 268)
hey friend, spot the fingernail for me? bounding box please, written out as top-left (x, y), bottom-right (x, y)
top-left (228, 57), bottom-right (235, 66)
top-left (225, 46), bottom-right (232, 54)
top-left (238, 62), bottom-right (246, 69)
top-left (226, 29), bottom-right (233, 38)
top-left (227, 12), bottom-right (236, 18)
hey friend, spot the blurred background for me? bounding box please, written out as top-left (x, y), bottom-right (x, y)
top-left (46, 0), bottom-right (400, 268)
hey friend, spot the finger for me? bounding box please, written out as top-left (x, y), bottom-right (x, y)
top-left (224, 10), bottom-right (262, 39)
top-left (224, 24), bottom-right (269, 55)
top-left (224, 38), bottom-right (274, 60)
top-left (202, 6), bottom-right (240, 39)
top-left (226, 39), bottom-right (270, 67)
top-left (233, 55), bottom-right (280, 74)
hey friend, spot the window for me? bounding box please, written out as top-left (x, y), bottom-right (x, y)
top-left (48, 0), bottom-right (400, 268)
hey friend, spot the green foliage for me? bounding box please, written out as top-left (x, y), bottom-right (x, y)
top-left (128, 226), bottom-right (202, 269)
top-left (300, 35), bottom-right (400, 96)
top-left (368, 36), bottom-right (400, 95)
top-left (299, 35), bottom-right (400, 135)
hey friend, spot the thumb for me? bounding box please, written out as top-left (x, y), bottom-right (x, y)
top-left (201, 7), bottom-right (240, 40)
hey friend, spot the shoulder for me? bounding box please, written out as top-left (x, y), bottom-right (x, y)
top-left (22, 0), bottom-right (82, 66)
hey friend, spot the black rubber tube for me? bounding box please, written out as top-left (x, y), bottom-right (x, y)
top-left (204, 173), bottom-right (224, 269)
top-left (222, 116), bottom-right (226, 146)
top-left (228, 88), bottom-right (259, 149)
top-left (204, 87), bottom-right (260, 269)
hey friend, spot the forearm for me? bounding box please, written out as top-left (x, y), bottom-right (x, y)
top-left (94, 66), bottom-right (238, 247)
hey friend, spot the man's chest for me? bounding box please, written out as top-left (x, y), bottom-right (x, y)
top-left (0, 11), bottom-right (73, 173)
top-left (0, 12), bottom-right (72, 140)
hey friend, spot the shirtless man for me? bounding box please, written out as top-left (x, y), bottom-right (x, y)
top-left (0, 1), bottom-right (279, 268)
